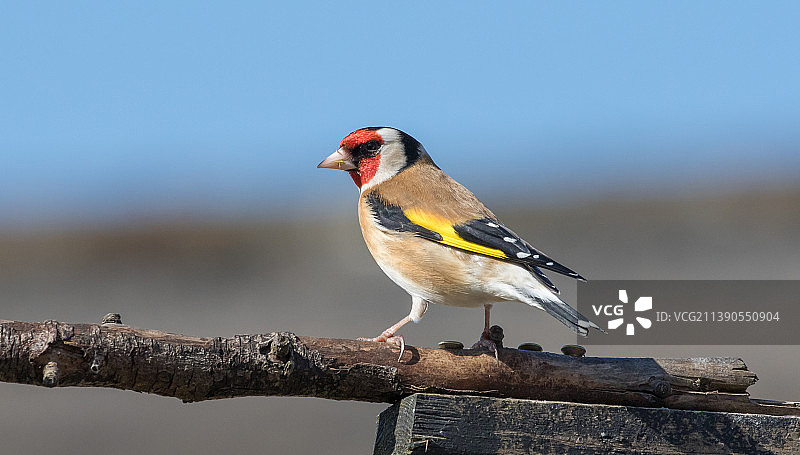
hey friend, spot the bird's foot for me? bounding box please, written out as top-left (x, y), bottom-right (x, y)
top-left (357, 334), bottom-right (406, 362)
top-left (471, 326), bottom-right (504, 360)
top-left (471, 338), bottom-right (500, 360)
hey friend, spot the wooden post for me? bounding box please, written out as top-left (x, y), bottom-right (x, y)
top-left (375, 393), bottom-right (800, 455)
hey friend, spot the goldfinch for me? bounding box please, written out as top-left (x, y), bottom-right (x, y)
top-left (318, 127), bottom-right (601, 355)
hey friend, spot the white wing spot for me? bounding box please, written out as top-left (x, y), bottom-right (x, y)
top-left (569, 272), bottom-right (579, 276)
top-left (516, 252), bottom-right (531, 259)
top-left (503, 237), bottom-right (517, 243)
top-left (486, 222), bottom-right (499, 228)
top-left (546, 262), bottom-right (554, 266)
top-left (533, 255), bottom-right (540, 259)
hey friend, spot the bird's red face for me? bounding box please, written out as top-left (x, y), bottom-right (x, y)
top-left (318, 127), bottom-right (426, 191)
top-left (317, 128), bottom-right (385, 189)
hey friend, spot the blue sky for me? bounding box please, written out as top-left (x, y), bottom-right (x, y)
top-left (2, 2), bottom-right (799, 228)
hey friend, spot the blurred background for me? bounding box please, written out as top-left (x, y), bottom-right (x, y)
top-left (2, 2), bottom-right (799, 453)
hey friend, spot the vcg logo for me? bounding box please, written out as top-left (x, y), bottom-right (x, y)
top-left (592, 290), bottom-right (653, 335)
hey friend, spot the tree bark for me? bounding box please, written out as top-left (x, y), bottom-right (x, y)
top-left (1, 319), bottom-right (796, 416)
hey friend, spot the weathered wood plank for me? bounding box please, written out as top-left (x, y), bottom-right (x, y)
top-left (375, 393), bottom-right (800, 455)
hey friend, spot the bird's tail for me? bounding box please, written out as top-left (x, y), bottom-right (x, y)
top-left (533, 295), bottom-right (604, 337)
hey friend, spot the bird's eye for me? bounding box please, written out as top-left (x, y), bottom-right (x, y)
top-left (362, 140), bottom-right (381, 154)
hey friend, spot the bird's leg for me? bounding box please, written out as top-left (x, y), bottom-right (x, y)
top-left (471, 304), bottom-right (499, 359)
top-left (482, 303), bottom-right (493, 340)
top-left (358, 297), bottom-right (428, 362)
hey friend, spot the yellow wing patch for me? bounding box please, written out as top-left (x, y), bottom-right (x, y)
top-left (403, 208), bottom-right (508, 259)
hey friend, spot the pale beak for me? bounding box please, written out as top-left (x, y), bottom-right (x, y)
top-left (317, 148), bottom-right (356, 170)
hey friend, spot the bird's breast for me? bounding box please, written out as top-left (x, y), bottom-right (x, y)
top-left (358, 197), bottom-right (532, 307)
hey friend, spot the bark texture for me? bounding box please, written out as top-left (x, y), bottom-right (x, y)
top-left (1, 319), bottom-right (796, 416)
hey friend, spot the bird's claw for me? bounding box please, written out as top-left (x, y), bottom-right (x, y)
top-left (357, 334), bottom-right (406, 362)
top-left (471, 338), bottom-right (500, 360)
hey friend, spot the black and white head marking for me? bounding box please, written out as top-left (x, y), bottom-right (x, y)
top-left (359, 127), bottom-right (429, 192)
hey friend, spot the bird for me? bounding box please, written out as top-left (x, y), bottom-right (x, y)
top-left (318, 127), bottom-right (602, 358)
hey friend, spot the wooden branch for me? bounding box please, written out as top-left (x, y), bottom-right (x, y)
top-left (1, 319), bottom-right (796, 416)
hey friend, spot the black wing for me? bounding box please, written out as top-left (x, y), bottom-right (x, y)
top-left (453, 218), bottom-right (586, 281)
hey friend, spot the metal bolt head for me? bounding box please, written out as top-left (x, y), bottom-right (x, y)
top-left (438, 341), bottom-right (464, 350)
top-left (517, 343), bottom-right (543, 352)
top-left (561, 344), bottom-right (586, 357)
